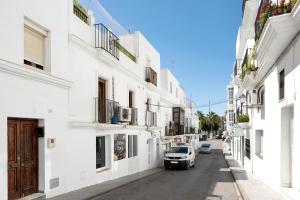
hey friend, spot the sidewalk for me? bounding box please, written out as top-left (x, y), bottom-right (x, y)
top-left (48, 167), bottom-right (164, 200)
top-left (225, 155), bottom-right (286, 200)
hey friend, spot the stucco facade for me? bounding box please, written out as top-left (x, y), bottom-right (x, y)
top-left (0, 0), bottom-right (199, 199)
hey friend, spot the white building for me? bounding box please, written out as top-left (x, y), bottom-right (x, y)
top-left (0, 1), bottom-right (199, 199)
top-left (159, 69), bottom-right (200, 150)
top-left (226, 0), bottom-right (300, 198)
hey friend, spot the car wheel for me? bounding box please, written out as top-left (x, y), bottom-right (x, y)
top-left (165, 166), bottom-right (169, 170)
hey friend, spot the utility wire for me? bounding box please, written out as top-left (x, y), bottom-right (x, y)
top-left (146, 96), bottom-right (245, 110)
top-left (147, 99), bottom-right (229, 109)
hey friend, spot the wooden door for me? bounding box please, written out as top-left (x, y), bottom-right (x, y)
top-left (98, 78), bottom-right (106, 123)
top-left (8, 119), bottom-right (38, 200)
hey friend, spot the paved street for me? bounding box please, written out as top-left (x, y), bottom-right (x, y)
top-left (90, 139), bottom-right (240, 200)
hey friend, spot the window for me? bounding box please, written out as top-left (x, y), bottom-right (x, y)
top-left (255, 130), bottom-right (263, 159)
top-left (96, 136), bottom-right (106, 169)
top-left (170, 82), bottom-right (173, 94)
top-left (128, 135), bottom-right (138, 158)
top-left (228, 88), bottom-right (234, 104)
top-left (24, 25), bottom-right (46, 70)
top-left (258, 86), bottom-right (265, 120)
top-left (229, 110), bottom-right (234, 122)
top-left (279, 69), bottom-right (285, 100)
top-left (245, 138), bottom-right (251, 159)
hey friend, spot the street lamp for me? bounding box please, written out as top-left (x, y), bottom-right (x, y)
top-left (239, 94), bottom-right (246, 104)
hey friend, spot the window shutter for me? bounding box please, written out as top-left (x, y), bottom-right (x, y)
top-left (24, 26), bottom-right (45, 66)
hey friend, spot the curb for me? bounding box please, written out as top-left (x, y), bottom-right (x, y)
top-left (224, 154), bottom-right (246, 200)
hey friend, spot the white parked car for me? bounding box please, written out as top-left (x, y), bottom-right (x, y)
top-left (164, 146), bottom-right (195, 170)
top-left (199, 143), bottom-right (212, 154)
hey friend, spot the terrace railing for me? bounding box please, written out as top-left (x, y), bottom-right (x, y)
top-left (94, 98), bottom-right (119, 123)
top-left (73, 1), bottom-right (88, 24)
top-left (95, 23), bottom-right (119, 60)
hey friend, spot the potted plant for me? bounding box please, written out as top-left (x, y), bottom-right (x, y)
top-left (278, 0), bottom-right (285, 14)
top-left (259, 11), bottom-right (269, 25)
top-left (285, 0), bottom-right (293, 12)
top-left (237, 114), bottom-right (251, 129)
top-left (270, 3), bottom-right (278, 16)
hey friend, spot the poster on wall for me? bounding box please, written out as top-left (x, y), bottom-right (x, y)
top-left (114, 134), bottom-right (126, 161)
top-left (185, 136), bottom-right (191, 144)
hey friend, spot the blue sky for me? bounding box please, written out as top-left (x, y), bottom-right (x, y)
top-left (88, 0), bottom-right (242, 115)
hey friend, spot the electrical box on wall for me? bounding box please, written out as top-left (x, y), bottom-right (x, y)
top-left (47, 138), bottom-right (56, 148)
top-left (37, 127), bottom-right (44, 137)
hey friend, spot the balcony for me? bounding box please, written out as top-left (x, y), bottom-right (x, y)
top-left (233, 59), bottom-right (242, 85)
top-left (255, 0), bottom-right (300, 83)
top-left (145, 67), bottom-right (157, 86)
top-left (94, 98), bottom-right (138, 125)
top-left (73, 0), bottom-right (89, 25)
top-left (94, 23), bottom-right (119, 60)
top-left (255, 0), bottom-right (298, 40)
top-left (241, 48), bottom-right (256, 81)
top-left (94, 23), bottom-right (137, 63)
top-left (94, 98), bottom-right (119, 123)
top-left (146, 111), bottom-right (157, 127)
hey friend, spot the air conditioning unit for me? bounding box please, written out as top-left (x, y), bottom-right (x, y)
top-left (118, 107), bottom-right (131, 122)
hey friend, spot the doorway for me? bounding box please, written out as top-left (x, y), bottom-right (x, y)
top-left (281, 106), bottom-right (294, 188)
top-left (98, 78), bottom-right (106, 123)
top-left (7, 118), bottom-right (39, 200)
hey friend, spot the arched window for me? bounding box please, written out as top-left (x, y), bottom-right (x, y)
top-left (257, 86), bottom-right (265, 119)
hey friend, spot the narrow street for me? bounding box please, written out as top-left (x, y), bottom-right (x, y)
top-left (90, 139), bottom-right (240, 200)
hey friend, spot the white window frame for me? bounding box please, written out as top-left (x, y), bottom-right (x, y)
top-left (128, 135), bottom-right (138, 158)
top-left (24, 18), bottom-right (50, 71)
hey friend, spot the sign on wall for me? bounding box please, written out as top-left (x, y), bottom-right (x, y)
top-left (114, 134), bottom-right (126, 161)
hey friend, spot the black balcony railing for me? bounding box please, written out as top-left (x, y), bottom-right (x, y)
top-left (95, 23), bottom-right (119, 60)
top-left (255, 0), bottom-right (297, 40)
top-left (73, 1), bottom-right (88, 24)
top-left (94, 98), bottom-right (119, 123)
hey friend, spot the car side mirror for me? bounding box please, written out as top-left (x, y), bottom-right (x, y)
top-left (189, 152), bottom-right (192, 155)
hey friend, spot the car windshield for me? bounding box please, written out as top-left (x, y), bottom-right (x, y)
top-left (201, 144), bottom-right (210, 148)
top-left (169, 147), bottom-right (188, 154)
